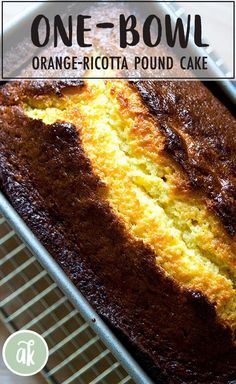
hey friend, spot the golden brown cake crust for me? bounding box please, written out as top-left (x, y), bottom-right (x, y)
top-left (0, 80), bottom-right (83, 105)
top-left (0, 81), bottom-right (236, 383)
top-left (134, 81), bottom-right (236, 236)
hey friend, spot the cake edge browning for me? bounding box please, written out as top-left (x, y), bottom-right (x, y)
top-left (0, 80), bottom-right (84, 105)
top-left (133, 80), bottom-right (236, 236)
top-left (0, 81), bottom-right (236, 383)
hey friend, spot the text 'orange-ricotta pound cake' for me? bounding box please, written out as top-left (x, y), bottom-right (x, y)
top-left (0, 80), bottom-right (236, 383)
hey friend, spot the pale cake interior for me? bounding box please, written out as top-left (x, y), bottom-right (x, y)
top-left (24, 80), bottom-right (236, 334)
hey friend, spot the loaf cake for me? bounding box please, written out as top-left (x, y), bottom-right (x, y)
top-left (0, 79), bottom-right (236, 383)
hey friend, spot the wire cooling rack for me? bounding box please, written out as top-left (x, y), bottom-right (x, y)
top-left (0, 214), bottom-right (134, 384)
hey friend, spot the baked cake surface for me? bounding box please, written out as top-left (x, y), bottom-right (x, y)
top-left (0, 80), bottom-right (236, 383)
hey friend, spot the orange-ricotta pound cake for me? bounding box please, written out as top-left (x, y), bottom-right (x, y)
top-left (0, 80), bottom-right (236, 383)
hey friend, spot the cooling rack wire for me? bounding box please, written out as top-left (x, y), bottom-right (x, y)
top-left (0, 214), bottom-right (134, 384)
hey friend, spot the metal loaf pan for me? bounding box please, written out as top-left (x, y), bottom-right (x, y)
top-left (0, 2), bottom-right (235, 384)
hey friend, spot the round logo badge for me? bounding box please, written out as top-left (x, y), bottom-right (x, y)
top-left (2, 330), bottom-right (49, 376)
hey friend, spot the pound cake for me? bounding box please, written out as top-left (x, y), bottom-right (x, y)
top-left (0, 79), bottom-right (236, 383)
